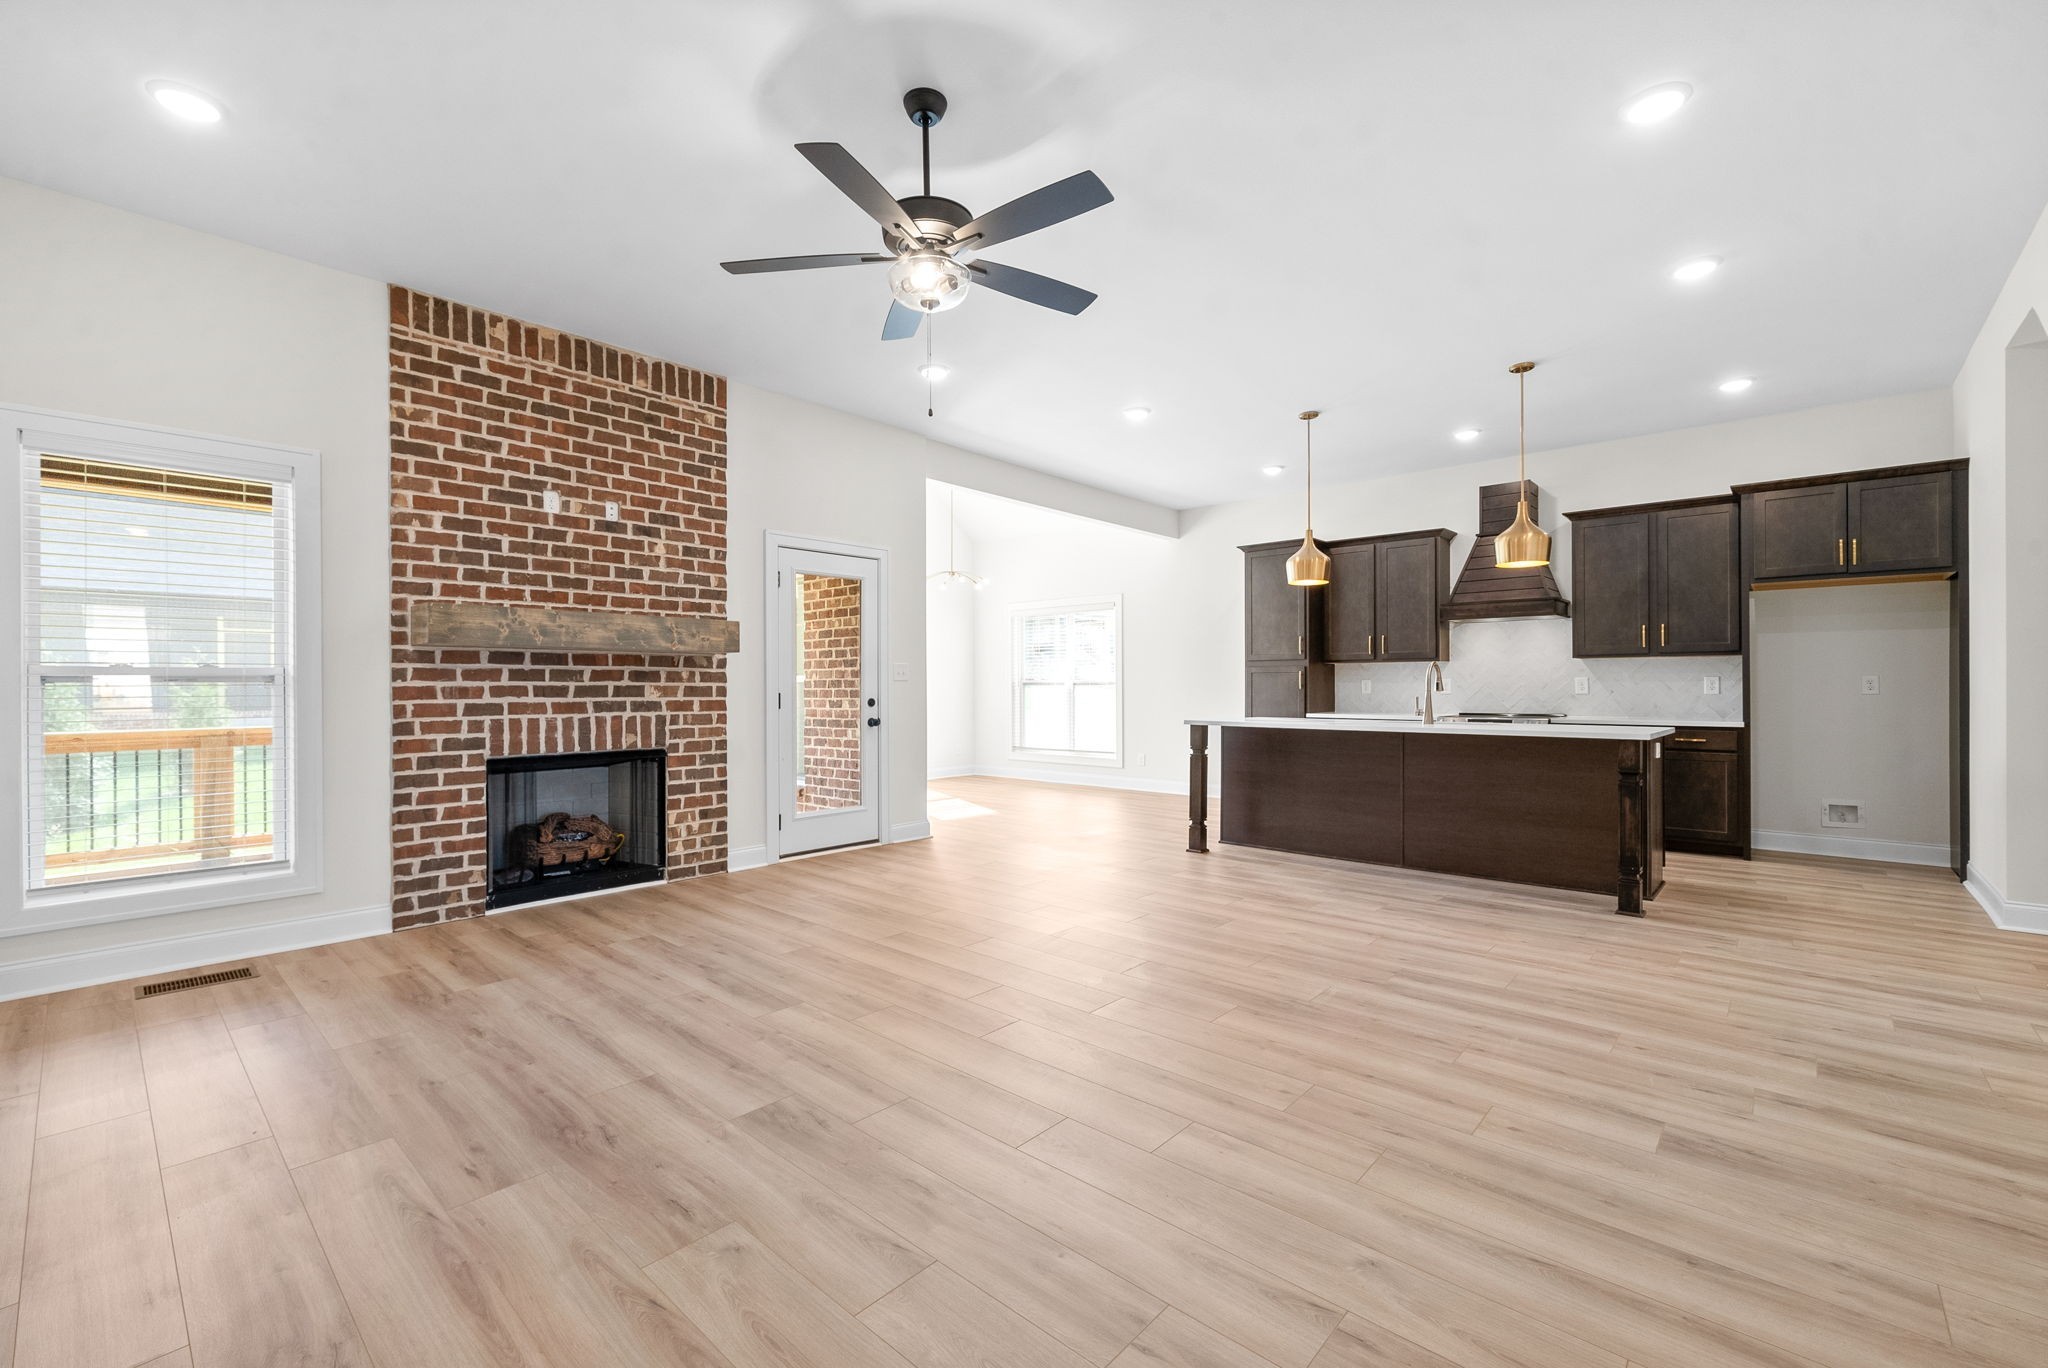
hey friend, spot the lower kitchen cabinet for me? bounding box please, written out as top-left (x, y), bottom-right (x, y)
top-left (1246, 662), bottom-right (1334, 718)
top-left (1661, 727), bottom-right (1748, 857)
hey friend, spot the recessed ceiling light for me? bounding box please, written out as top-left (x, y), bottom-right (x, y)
top-left (1671, 256), bottom-right (1721, 283)
top-left (1122, 406), bottom-right (1152, 422)
top-left (918, 362), bottom-right (950, 382)
top-left (146, 80), bottom-right (224, 124)
top-left (1452, 428), bottom-right (1482, 443)
top-left (1261, 465), bottom-right (1287, 477)
top-left (1718, 376), bottom-right (1754, 394)
top-left (1621, 82), bottom-right (1691, 127)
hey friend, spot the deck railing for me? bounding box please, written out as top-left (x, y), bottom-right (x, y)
top-left (42, 725), bottom-right (274, 881)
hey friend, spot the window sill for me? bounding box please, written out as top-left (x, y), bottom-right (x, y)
top-left (11, 859), bottom-right (323, 937)
top-left (1009, 749), bottom-right (1123, 769)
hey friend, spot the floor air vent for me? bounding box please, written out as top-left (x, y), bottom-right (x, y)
top-left (135, 965), bottom-right (258, 999)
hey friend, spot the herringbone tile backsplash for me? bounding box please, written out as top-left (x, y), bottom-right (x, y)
top-left (1332, 617), bottom-right (1745, 722)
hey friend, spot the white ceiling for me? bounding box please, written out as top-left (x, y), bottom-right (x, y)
top-left (5, 1), bottom-right (2046, 510)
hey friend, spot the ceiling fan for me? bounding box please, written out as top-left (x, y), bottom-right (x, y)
top-left (721, 88), bottom-right (1113, 340)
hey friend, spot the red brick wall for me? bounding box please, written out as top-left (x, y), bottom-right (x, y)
top-left (388, 286), bottom-right (727, 928)
top-left (797, 573), bottom-right (863, 811)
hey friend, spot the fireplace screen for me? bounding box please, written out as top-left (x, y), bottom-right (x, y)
top-left (485, 748), bottom-right (664, 910)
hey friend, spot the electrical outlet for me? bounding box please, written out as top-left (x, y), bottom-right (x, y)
top-left (542, 489), bottom-right (561, 514)
top-left (1135, 752), bottom-right (1147, 767)
top-left (1861, 675), bottom-right (1880, 695)
top-left (1360, 679), bottom-right (1372, 695)
top-left (1572, 677), bottom-right (1589, 695)
top-left (604, 500), bottom-right (620, 522)
top-left (1703, 676), bottom-right (1721, 695)
top-left (891, 662), bottom-right (910, 683)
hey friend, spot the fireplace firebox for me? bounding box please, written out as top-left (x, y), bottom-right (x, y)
top-left (485, 748), bottom-right (665, 910)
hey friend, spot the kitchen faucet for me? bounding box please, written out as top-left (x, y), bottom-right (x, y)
top-left (1418, 660), bottom-right (1446, 725)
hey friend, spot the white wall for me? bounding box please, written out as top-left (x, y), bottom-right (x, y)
top-left (1952, 196), bottom-right (2048, 922)
top-left (0, 176), bottom-right (392, 981)
top-left (925, 484), bottom-right (978, 776)
top-left (1750, 583), bottom-right (1952, 862)
top-left (962, 390), bottom-right (1955, 797)
top-left (723, 385), bottom-right (1180, 861)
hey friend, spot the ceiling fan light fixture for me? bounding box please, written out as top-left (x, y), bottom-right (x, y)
top-left (1622, 81), bottom-right (1692, 126)
top-left (889, 251), bottom-right (971, 313)
top-left (918, 361), bottom-right (950, 382)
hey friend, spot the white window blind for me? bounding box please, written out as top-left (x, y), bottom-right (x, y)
top-left (1012, 599), bottom-right (1120, 761)
top-left (22, 453), bottom-right (294, 891)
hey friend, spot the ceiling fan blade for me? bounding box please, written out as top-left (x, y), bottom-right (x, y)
top-left (967, 259), bottom-right (1097, 315)
top-left (949, 171), bottom-right (1113, 253)
top-left (797, 142), bottom-right (924, 243)
top-left (881, 301), bottom-right (924, 341)
top-left (721, 253), bottom-right (891, 274)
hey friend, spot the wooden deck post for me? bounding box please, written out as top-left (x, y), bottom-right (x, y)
top-left (1187, 725), bottom-right (1209, 854)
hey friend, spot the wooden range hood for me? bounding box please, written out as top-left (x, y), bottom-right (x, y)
top-left (1441, 481), bottom-right (1572, 621)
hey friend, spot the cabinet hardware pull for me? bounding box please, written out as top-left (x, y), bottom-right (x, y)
top-left (1296, 668), bottom-right (1303, 690)
top-left (1672, 736), bottom-right (1709, 743)
top-left (1379, 633), bottom-right (1386, 655)
top-left (1660, 623), bottom-right (1667, 648)
top-left (1640, 624), bottom-right (1646, 648)
top-left (1838, 537), bottom-right (1845, 565)
top-left (1851, 537), bottom-right (1859, 566)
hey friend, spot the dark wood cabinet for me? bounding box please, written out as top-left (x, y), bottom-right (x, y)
top-left (1321, 542), bottom-right (1377, 661)
top-left (1569, 512), bottom-right (1652, 657)
top-left (1566, 498), bottom-right (1739, 657)
top-left (1245, 663), bottom-right (1330, 718)
top-left (1739, 466), bottom-right (1956, 581)
top-left (1319, 530), bottom-right (1454, 663)
top-left (1654, 501), bottom-right (1742, 654)
top-left (1849, 471), bottom-right (1953, 573)
top-left (1242, 542), bottom-right (1317, 662)
top-left (1660, 727), bottom-right (1747, 857)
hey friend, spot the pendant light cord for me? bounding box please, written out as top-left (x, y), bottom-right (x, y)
top-left (1304, 415), bottom-right (1314, 532)
top-left (1518, 367), bottom-right (1528, 500)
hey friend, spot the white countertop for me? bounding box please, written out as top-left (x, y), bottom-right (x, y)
top-left (1189, 716), bottom-right (1676, 741)
top-left (1309, 712), bottom-right (1745, 730)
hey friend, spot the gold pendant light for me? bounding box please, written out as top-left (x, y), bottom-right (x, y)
top-left (1284, 409), bottom-right (1331, 586)
top-left (1494, 361), bottom-right (1552, 569)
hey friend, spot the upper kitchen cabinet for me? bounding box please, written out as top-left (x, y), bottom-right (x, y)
top-left (1242, 540), bottom-right (1319, 662)
top-left (1565, 497), bottom-right (1740, 657)
top-left (1736, 462), bottom-right (1960, 582)
top-left (1321, 530), bottom-right (1455, 663)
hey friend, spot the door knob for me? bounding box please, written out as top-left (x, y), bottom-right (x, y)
top-left (866, 717), bottom-right (881, 728)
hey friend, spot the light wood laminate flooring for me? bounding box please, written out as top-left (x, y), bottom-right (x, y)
top-left (2, 776), bottom-right (2045, 1368)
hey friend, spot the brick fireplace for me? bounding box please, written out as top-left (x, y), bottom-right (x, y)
top-left (387, 286), bottom-right (728, 929)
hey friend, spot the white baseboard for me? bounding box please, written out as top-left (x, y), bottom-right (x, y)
top-left (726, 844), bottom-right (771, 873)
top-left (964, 763), bottom-right (1218, 797)
top-left (926, 765), bottom-right (976, 780)
top-left (891, 820), bottom-right (933, 844)
top-left (1965, 864), bottom-right (2048, 934)
top-left (0, 903), bottom-right (393, 1003)
top-left (1750, 829), bottom-right (1953, 867)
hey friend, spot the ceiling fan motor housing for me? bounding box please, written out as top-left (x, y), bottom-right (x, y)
top-left (886, 194), bottom-right (972, 252)
top-left (903, 87), bottom-right (948, 127)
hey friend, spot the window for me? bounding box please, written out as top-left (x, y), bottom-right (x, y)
top-left (4, 408), bottom-right (321, 932)
top-left (1011, 597), bottom-right (1121, 764)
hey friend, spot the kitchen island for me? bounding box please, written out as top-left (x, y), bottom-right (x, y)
top-left (1185, 716), bottom-right (1673, 914)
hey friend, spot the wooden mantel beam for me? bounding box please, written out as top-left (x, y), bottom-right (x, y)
top-left (408, 600), bottom-right (740, 656)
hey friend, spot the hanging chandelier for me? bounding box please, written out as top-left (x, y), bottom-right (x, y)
top-left (928, 487), bottom-right (987, 590)
top-left (1494, 361), bottom-right (1552, 569)
top-left (1285, 410), bottom-right (1331, 586)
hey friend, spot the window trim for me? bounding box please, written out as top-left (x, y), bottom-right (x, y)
top-left (1, 405), bottom-right (323, 935)
top-left (1008, 594), bottom-right (1123, 768)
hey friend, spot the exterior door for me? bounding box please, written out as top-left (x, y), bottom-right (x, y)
top-left (774, 546), bottom-right (882, 855)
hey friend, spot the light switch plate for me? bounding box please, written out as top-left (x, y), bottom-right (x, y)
top-left (1703, 676), bottom-right (1721, 695)
top-left (892, 662), bottom-right (910, 683)
top-left (1572, 677), bottom-right (1589, 695)
top-left (542, 489), bottom-right (561, 514)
